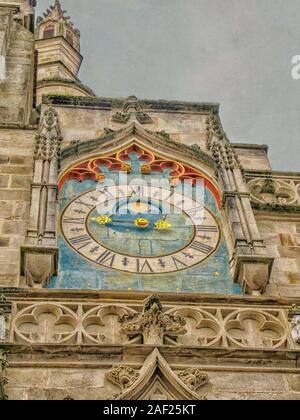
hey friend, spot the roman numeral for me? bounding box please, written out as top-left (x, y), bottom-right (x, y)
top-left (186, 206), bottom-right (204, 215)
top-left (198, 225), bottom-right (218, 232)
top-left (96, 250), bottom-right (116, 267)
top-left (171, 257), bottom-right (188, 270)
top-left (129, 185), bottom-right (144, 196)
top-left (63, 216), bottom-right (85, 225)
top-left (136, 259), bottom-right (154, 273)
top-left (69, 234), bottom-right (92, 250)
top-left (75, 199), bottom-right (94, 210)
top-left (190, 241), bottom-right (213, 254)
top-left (98, 187), bottom-right (115, 199)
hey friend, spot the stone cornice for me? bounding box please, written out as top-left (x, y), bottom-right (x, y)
top-left (251, 203), bottom-right (300, 214)
top-left (2, 344), bottom-right (300, 372)
top-left (1, 288), bottom-right (300, 308)
top-left (246, 169), bottom-right (300, 179)
top-left (232, 143), bottom-right (269, 153)
top-left (38, 77), bottom-right (95, 96)
top-left (42, 94), bottom-right (220, 114)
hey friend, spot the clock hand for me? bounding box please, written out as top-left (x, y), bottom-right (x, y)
top-left (91, 215), bottom-right (172, 230)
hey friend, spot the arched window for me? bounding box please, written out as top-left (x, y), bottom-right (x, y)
top-left (66, 30), bottom-right (74, 47)
top-left (43, 24), bottom-right (55, 39)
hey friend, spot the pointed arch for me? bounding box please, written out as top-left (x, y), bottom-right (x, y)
top-left (58, 123), bottom-right (222, 208)
top-left (114, 349), bottom-right (207, 400)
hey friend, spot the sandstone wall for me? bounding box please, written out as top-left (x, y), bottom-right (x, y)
top-left (258, 216), bottom-right (300, 297)
top-left (0, 128), bottom-right (35, 287)
top-left (5, 366), bottom-right (300, 401)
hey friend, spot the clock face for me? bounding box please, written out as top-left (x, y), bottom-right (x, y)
top-left (60, 184), bottom-right (221, 275)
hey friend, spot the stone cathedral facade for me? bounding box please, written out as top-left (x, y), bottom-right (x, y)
top-left (0, 0), bottom-right (300, 401)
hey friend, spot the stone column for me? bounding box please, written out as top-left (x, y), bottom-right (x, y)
top-left (207, 114), bottom-right (273, 294)
top-left (21, 106), bottom-right (61, 288)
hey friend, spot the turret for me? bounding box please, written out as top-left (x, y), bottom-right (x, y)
top-left (35, 0), bottom-right (94, 103)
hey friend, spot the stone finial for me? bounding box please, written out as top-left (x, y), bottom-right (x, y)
top-left (42, 0), bottom-right (70, 23)
top-left (119, 295), bottom-right (187, 345)
top-left (111, 96), bottom-right (153, 125)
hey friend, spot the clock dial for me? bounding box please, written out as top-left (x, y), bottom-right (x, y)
top-left (60, 185), bottom-right (221, 274)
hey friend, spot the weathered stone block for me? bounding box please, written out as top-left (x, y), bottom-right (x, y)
top-left (0, 155), bottom-right (9, 164)
top-left (0, 273), bottom-right (17, 286)
top-left (278, 246), bottom-right (300, 259)
top-left (9, 156), bottom-right (32, 166)
top-left (0, 189), bottom-right (30, 201)
top-left (0, 263), bottom-right (18, 275)
top-left (2, 220), bottom-right (26, 235)
top-left (47, 369), bottom-right (105, 388)
top-left (0, 166), bottom-right (32, 175)
top-left (10, 175), bottom-right (31, 189)
top-left (287, 375), bottom-right (300, 392)
top-left (0, 237), bottom-right (9, 247)
top-left (0, 175), bottom-right (9, 188)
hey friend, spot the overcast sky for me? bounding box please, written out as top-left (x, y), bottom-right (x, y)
top-left (36, 0), bottom-right (300, 172)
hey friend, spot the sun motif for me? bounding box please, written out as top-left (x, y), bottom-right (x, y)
top-left (128, 200), bottom-right (149, 213)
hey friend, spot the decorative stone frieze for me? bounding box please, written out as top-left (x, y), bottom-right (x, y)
top-left (8, 298), bottom-right (297, 350)
top-left (248, 178), bottom-right (298, 206)
top-left (11, 302), bottom-right (136, 345)
top-left (119, 296), bottom-right (187, 346)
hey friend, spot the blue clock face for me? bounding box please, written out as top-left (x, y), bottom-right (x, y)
top-left (88, 197), bottom-right (195, 257)
top-left (60, 185), bottom-right (221, 274)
